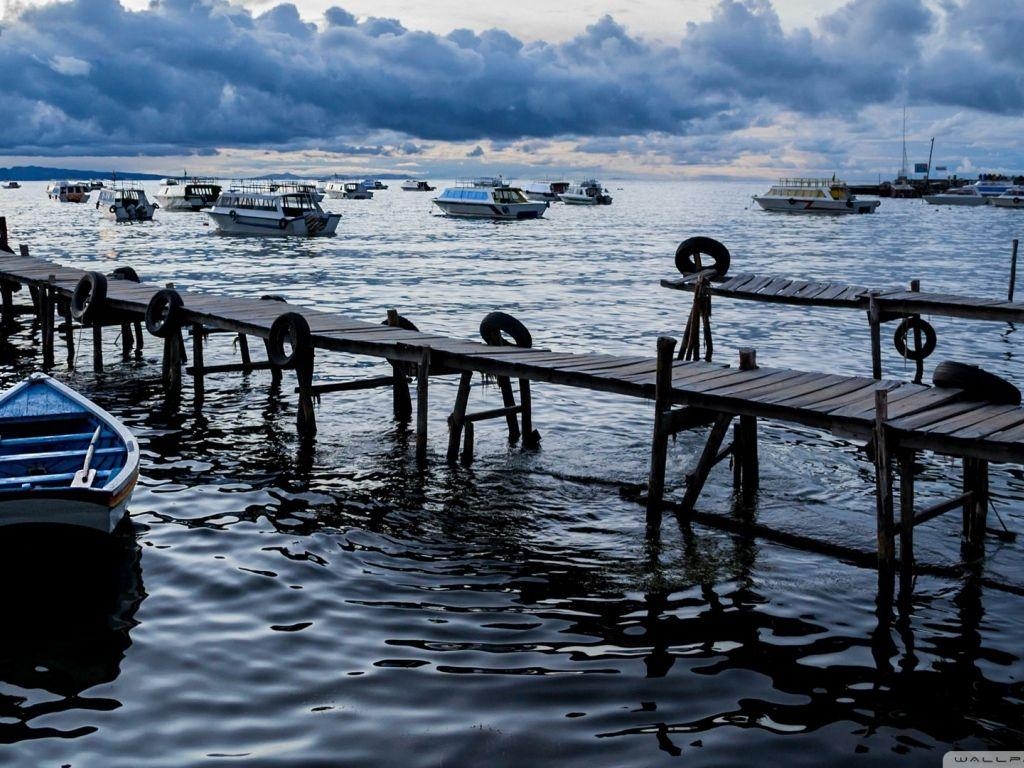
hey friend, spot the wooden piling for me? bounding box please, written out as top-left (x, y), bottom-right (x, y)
top-left (447, 371), bottom-right (473, 464)
top-left (192, 323), bottom-right (205, 403)
top-left (680, 413), bottom-right (733, 514)
top-left (61, 301), bottom-right (74, 369)
top-left (0, 217), bottom-right (13, 254)
top-left (416, 346), bottom-right (430, 463)
top-left (898, 447), bottom-right (916, 593)
top-left (496, 376), bottom-right (522, 445)
top-left (41, 277), bottom-right (56, 370)
top-left (520, 379), bottom-right (539, 449)
top-left (1010, 239), bottom-right (1019, 302)
top-left (385, 311), bottom-right (413, 421)
top-left (646, 336), bottom-right (677, 529)
top-left (962, 457), bottom-right (989, 561)
top-left (295, 347), bottom-right (316, 438)
top-left (868, 292), bottom-right (882, 380)
top-left (873, 388), bottom-right (895, 574)
top-left (733, 348), bottom-right (760, 503)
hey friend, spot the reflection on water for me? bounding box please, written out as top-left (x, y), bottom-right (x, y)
top-left (0, 182), bottom-right (1022, 765)
top-left (0, 526), bottom-right (143, 744)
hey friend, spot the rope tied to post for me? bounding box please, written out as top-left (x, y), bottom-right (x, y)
top-left (680, 273), bottom-right (713, 362)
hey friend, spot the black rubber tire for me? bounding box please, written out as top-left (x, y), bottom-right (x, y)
top-left (109, 205), bottom-right (117, 214)
top-left (109, 266), bottom-right (141, 283)
top-left (381, 314), bottom-right (419, 332)
top-left (278, 218), bottom-right (288, 230)
top-left (893, 317), bottom-right (937, 361)
top-left (145, 289), bottom-right (184, 337)
top-left (268, 312), bottom-right (311, 368)
top-left (71, 271), bottom-right (107, 323)
top-left (479, 311), bottom-right (532, 348)
top-left (674, 236), bottom-right (731, 276)
top-left (933, 360), bottom-right (1021, 405)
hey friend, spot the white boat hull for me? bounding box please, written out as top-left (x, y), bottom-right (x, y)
top-left (922, 195), bottom-right (989, 207)
top-left (156, 194), bottom-right (208, 211)
top-left (207, 210), bottom-right (341, 236)
top-left (559, 194), bottom-right (611, 205)
top-left (991, 196), bottom-right (1024, 208)
top-left (433, 200), bottom-right (547, 219)
top-left (753, 195), bottom-right (880, 214)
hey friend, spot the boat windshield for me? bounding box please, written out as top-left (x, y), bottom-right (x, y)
top-left (282, 194), bottom-right (318, 215)
top-left (493, 187), bottom-right (527, 204)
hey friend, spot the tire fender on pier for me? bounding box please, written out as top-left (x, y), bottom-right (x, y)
top-left (71, 271), bottom-right (108, 324)
top-left (145, 288), bottom-right (184, 337)
top-left (479, 311), bottom-right (532, 348)
top-left (893, 317), bottom-right (937, 361)
top-left (268, 312), bottom-right (311, 368)
top-left (674, 237), bottom-right (731, 277)
top-left (933, 361), bottom-right (1021, 406)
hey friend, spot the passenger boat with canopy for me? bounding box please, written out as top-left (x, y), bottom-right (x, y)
top-left (155, 177), bottom-right (223, 211)
top-left (752, 177), bottom-right (880, 214)
top-left (432, 182), bottom-right (548, 220)
top-left (206, 182), bottom-right (341, 236)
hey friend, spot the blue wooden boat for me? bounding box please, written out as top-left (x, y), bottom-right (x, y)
top-left (0, 373), bottom-right (140, 532)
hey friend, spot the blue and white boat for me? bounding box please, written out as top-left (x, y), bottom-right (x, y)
top-left (206, 183), bottom-right (341, 236)
top-left (433, 183), bottom-right (548, 220)
top-left (972, 177), bottom-right (1016, 197)
top-left (0, 373), bottom-right (140, 533)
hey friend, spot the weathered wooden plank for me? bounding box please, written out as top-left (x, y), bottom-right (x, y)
top-left (773, 377), bottom-right (876, 409)
top-left (747, 372), bottom-right (848, 403)
top-left (946, 407), bottom-right (1024, 440)
top-left (734, 276), bottom-right (776, 295)
top-left (754, 277), bottom-right (793, 296)
top-left (888, 400), bottom-right (985, 431)
top-left (697, 369), bottom-right (811, 398)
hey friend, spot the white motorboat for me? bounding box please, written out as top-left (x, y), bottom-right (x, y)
top-left (96, 185), bottom-right (159, 221)
top-left (558, 180), bottom-right (613, 205)
top-left (524, 180), bottom-right (570, 202)
top-left (46, 181), bottom-right (91, 203)
top-left (400, 179), bottom-right (436, 192)
top-left (2, 181), bottom-right (21, 189)
top-left (362, 179), bottom-right (388, 190)
top-left (923, 186), bottom-right (990, 206)
top-left (155, 177), bottom-right (223, 211)
top-left (972, 177), bottom-right (1015, 197)
top-left (990, 186), bottom-right (1024, 209)
top-left (432, 183), bottom-right (548, 220)
top-left (752, 177), bottom-right (879, 214)
top-left (324, 181), bottom-right (373, 199)
top-left (206, 183), bottom-right (341, 236)
top-left (0, 372), bottom-right (140, 533)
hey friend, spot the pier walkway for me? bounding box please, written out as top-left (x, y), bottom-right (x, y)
top-left (1, 230), bottom-right (1022, 586)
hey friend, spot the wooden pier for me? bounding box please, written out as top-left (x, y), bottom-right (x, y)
top-left (1, 220), bottom-right (1022, 596)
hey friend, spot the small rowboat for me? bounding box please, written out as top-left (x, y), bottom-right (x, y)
top-left (0, 373), bottom-right (140, 532)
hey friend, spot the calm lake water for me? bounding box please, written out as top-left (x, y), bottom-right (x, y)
top-left (0, 180), bottom-right (1022, 766)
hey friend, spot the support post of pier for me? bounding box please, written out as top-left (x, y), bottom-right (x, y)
top-left (908, 280), bottom-right (924, 384)
top-left (1009, 239), bottom-right (1019, 302)
top-left (132, 320), bottom-right (144, 361)
top-left (41, 276), bottom-right (56, 370)
top-left (680, 413), bottom-right (734, 515)
top-left (874, 388), bottom-right (896, 578)
top-left (415, 347), bottom-right (430, 464)
top-left (237, 333), bottom-right (252, 373)
top-left (898, 447), bottom-right (916, 595)
top-left (1, 282), bottom-right (14, 335)
top-left (646, 336), bottom-right (677, 533)
top-left (92, 325), bottom-right (103, 373)
top-left (295, 347), bottom-right (316, 438)
top-left (520, 378), bottom-right (539, 449)
top-left (496, 375), bottom-right (521, 445)
top-left (120, 320), bottom-right (133, 361)
top-left (263, 338), bottom-right (282, 386)
top-left (192, 323), bottom-right (205, 405)
top-left (868, 292), bottom-right (882, 380)
top-left (0, 217), bottom-right (13, 254)
top-left (61, 301), bottom-right (74, 369)
top-left (962, 457), bottom-right (989, 562)
top-left (447, 371), bottom-right (473, 464)
top-left (385, 311), bottom-right (413, 421)
top-left (162, 330), bottom-right (184, 394)
top-left (733, 348), bottom-right (760, 504)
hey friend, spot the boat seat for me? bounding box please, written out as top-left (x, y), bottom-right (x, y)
top-left (0, 431), bottom-right (98, 451)
top-left (0, 469), bottom-right (113, 489)
top-left (0, 446), bottom-right (122, 464)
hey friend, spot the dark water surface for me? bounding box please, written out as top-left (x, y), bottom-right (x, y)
top-left (0, 181), bottom-right (1022, 766)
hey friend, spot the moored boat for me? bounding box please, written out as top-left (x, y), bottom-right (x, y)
top-left (524, 179), bottom-right (570, 202)
top-left (558, 180), bottom-right (612, 205)
top-left (400, 179), bottom-right (436, 192)
top-left (432, 183), bottom-right (548, 220)
top-left (324, 181), bottom-right (373, 199)
top-left (990, 186), bottom-right (1024, 209)
top-left (362, 179), bottom-right (388, 190)
top-left (2, 181), bottom-right (21, 189)
top-left (206, 183), bottom-right (341, 236)
top-left (155, 177), bottom-right (223, 211)
top-left (96, 184), bottom-right (159, 221)
top-left (753, 177), bottom-right (879, 214)
top-left (923, 186), bottom-right (990, 206)
top-left (0, 372), bottom-right (140, 533)
top-left (46, 180), bottom-right (91, 203)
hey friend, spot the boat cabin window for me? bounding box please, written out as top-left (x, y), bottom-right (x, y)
top-left (493, 188), bottom-right (526, 204)
top-left (282, 194), bottom-right (317, 216)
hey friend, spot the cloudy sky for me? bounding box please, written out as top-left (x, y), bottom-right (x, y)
top-left (0, 0), bottom-right (1021, 180)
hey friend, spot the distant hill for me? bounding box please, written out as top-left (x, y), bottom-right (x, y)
top-left (0, 165), bottom-right (164, 181)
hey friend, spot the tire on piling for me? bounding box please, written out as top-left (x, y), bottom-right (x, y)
top-left (145, 289), bottom-right (184, 337)
top-left (268, 312), bottom-right (311, 368)
top-left (674, 237), bottom-right (731, 276)
top-left (479, 311), bottom-right (532, 348)
top-left (71, 271), bottom-right (108, 324)
top-left (933, 360), bottom-right (1021, 406)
